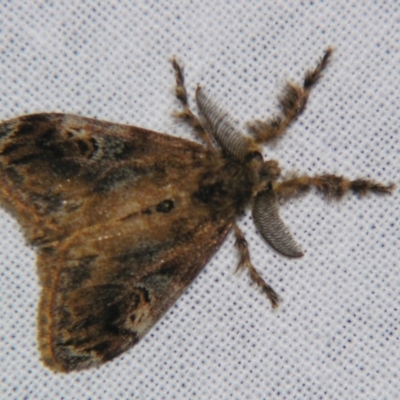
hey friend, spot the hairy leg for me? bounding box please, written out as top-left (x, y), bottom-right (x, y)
top-left (234, 224), bottom-right (280, 308)
top-left (273, 173), bottom-right (394, 201)
top-left (171, 58), bottom-right (213, 148)
top-left (247, 48), bottom-right (333, 144)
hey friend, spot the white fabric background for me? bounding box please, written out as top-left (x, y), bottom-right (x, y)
top-left (0, 1), bottom-right (399, 399)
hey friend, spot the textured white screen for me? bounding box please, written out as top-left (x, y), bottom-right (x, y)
top-left (0, 1), bottom-right (399, 399)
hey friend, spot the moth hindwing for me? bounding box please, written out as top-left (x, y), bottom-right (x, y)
top-left (0, 49), bottom-right (393, 372)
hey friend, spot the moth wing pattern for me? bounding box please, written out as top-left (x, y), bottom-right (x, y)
top-left (0, 114), bottom-right (211, 245)
top-left (0, 114), bottom-right (234, 371)
top-left (37, 210), bottom-right (231, 372)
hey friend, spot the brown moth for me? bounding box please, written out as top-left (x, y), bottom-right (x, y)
top-left (0, 49), bottom-right (393, 372)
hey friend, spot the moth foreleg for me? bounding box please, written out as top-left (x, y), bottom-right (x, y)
top-left (170, 58), bottom-right (213, 148)
top-left (247, 48), bottom-right (333, 144)
top-left (234, 225), bottom-right (280, 308)
top-left (273, 174), bottom-right (394, 202)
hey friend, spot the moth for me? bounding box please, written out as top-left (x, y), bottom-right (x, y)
top-left (0, 49), bottom-right (393, 372)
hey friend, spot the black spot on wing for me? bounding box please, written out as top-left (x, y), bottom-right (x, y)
top-left (156, 199), bottom-right (174, 213)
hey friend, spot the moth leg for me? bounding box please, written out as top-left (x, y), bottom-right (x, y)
top-left (234, 224), bottom-right (280, 308)
top-left (273, 174), bottom-right (394, 202)
top-left (171, 58), bottom-right (213, 148)
top-left (247, 48), bottom-right (333, 144)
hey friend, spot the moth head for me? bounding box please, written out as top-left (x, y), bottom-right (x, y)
top-left (244, 150), bottom-right (281, 196)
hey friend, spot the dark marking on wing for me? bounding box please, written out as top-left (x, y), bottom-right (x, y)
top-left (156, 199), bottom-right (175, 213)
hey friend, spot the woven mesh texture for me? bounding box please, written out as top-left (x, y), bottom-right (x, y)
top-left (0, 1), bottom-right (399, 399)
